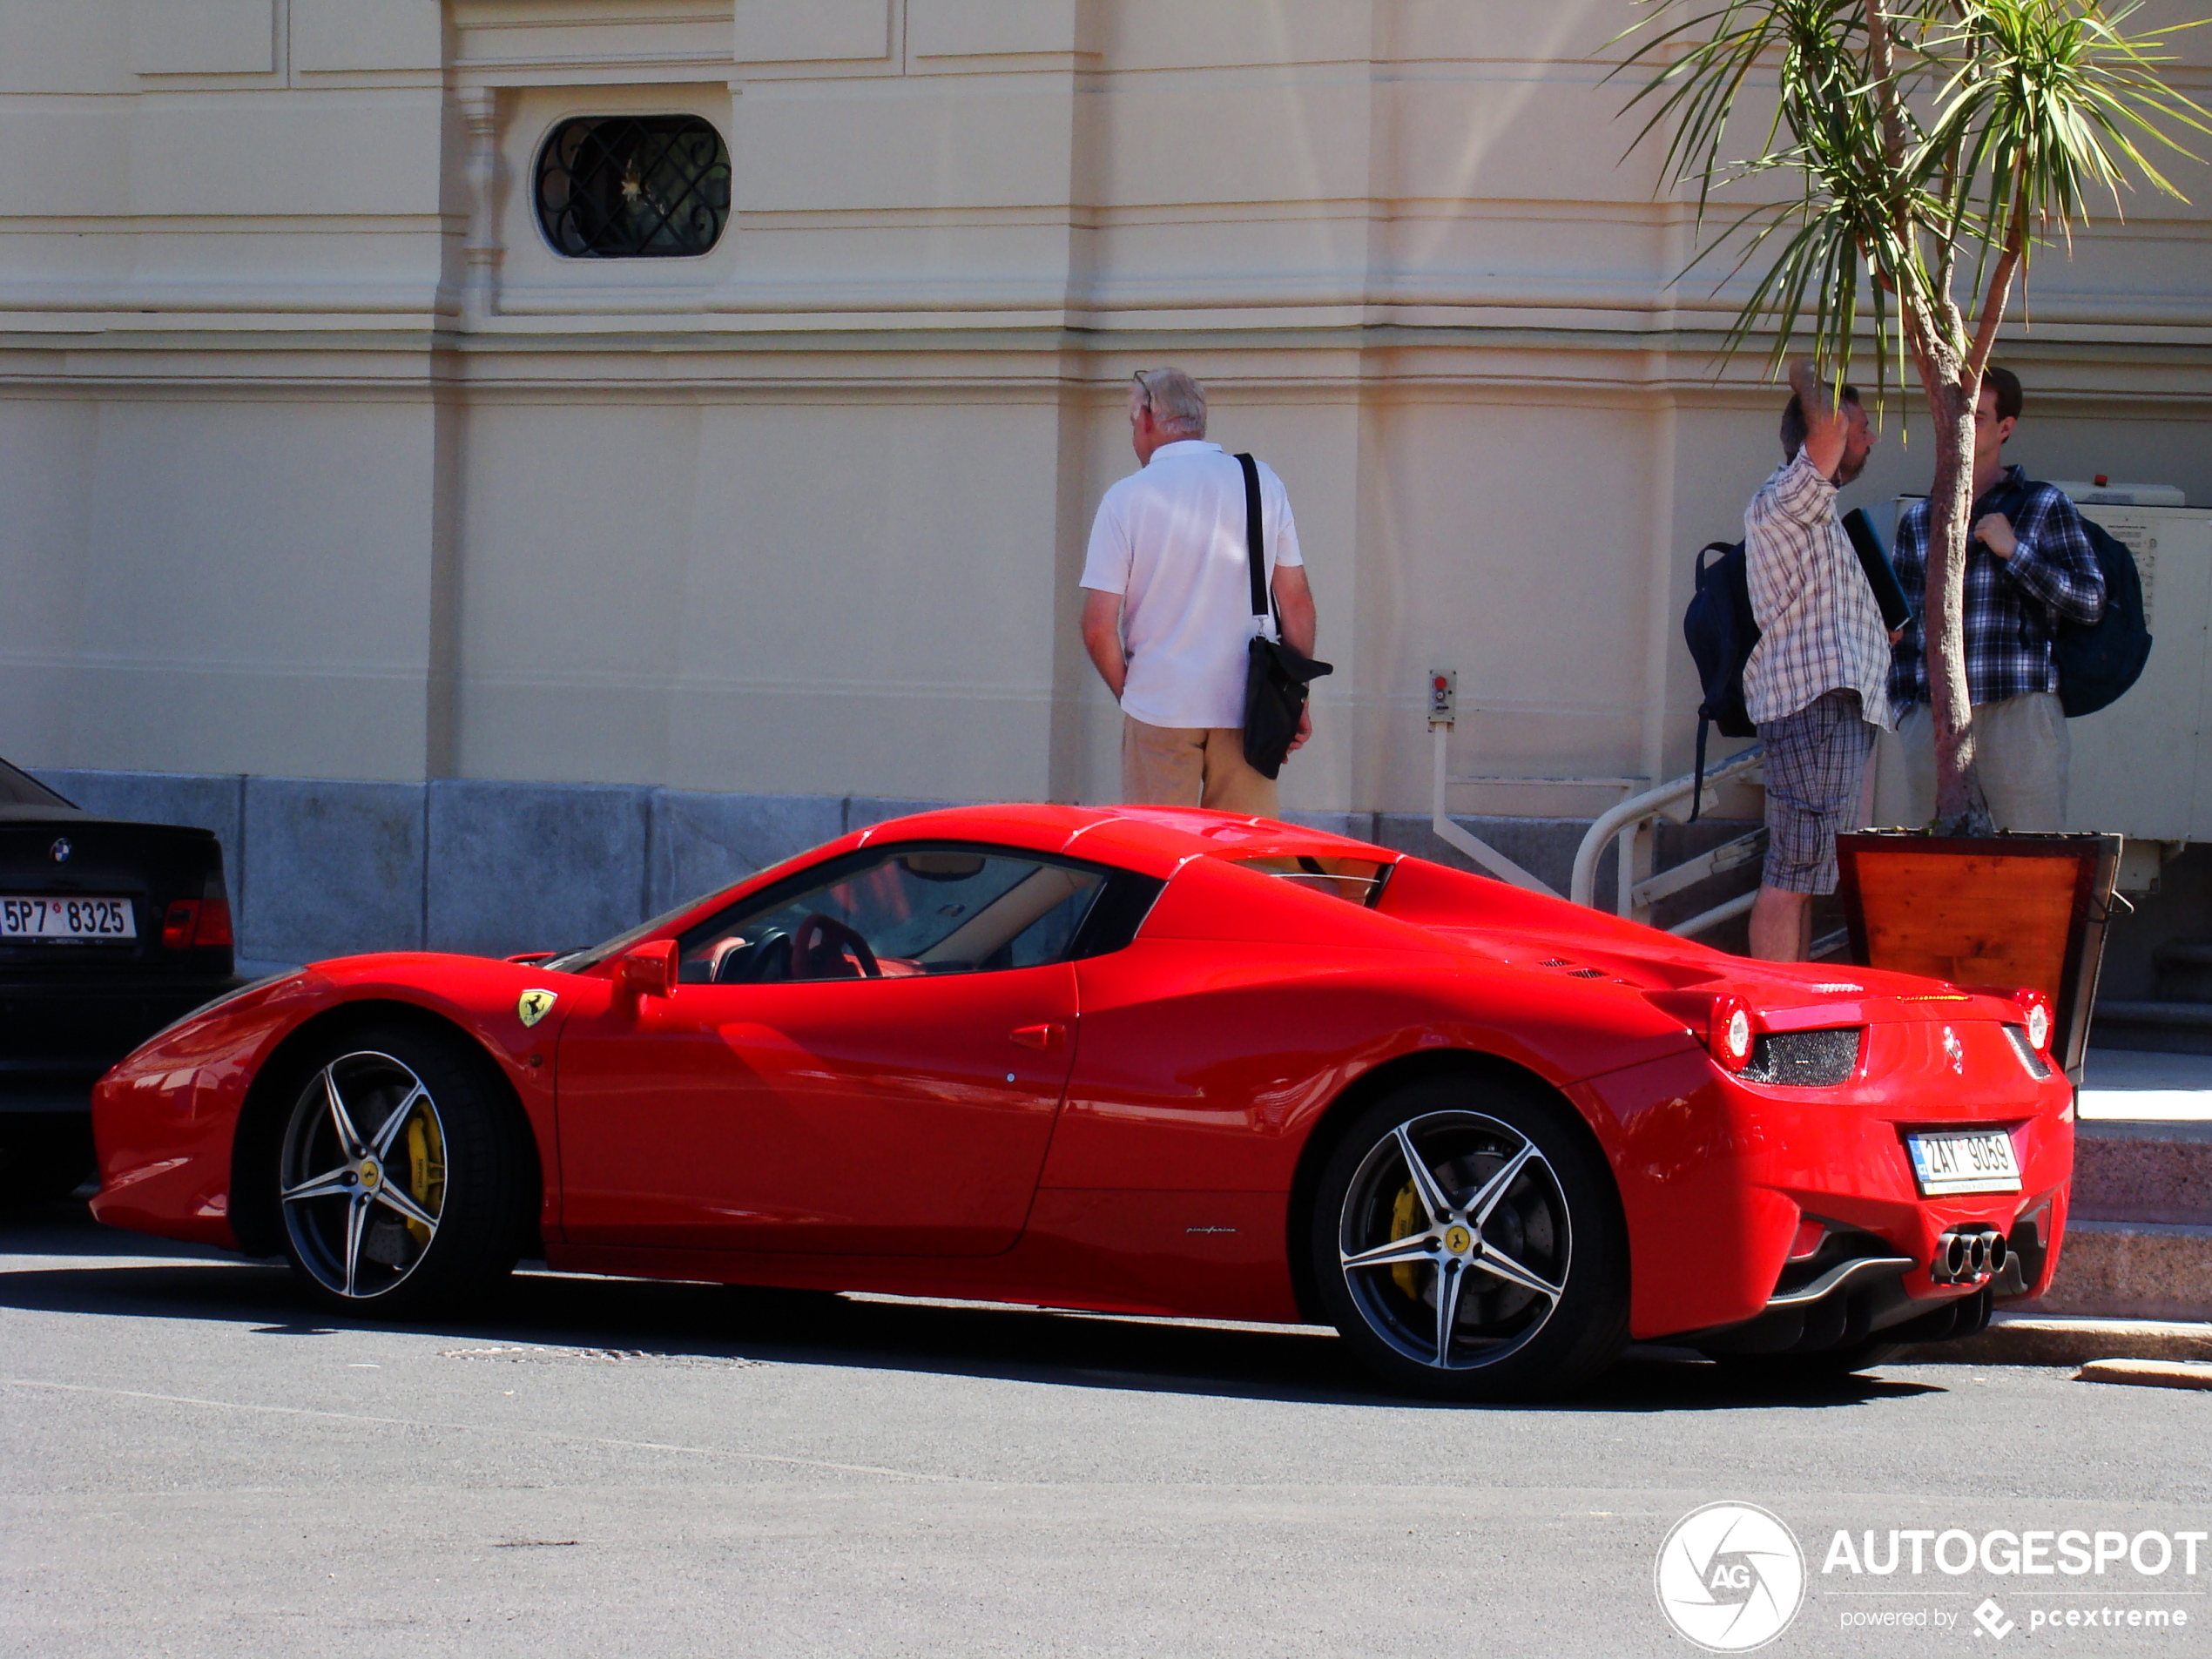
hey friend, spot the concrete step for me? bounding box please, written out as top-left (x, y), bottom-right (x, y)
top-left (2152, 939), bottom-right (2212, 1003)
top-left (2019, 1220), bottom-right (2212, 1323)
top-left (1983, 1123), bottom-right (2212, 1322)
top-left (2090, 1001), bottom-right (2212, 1055)
top-left (2074, 1120), bottom-right (2212, 1225)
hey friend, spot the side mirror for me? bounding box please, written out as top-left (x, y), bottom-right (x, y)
top-left (617, 940), bottom-right (678, 999)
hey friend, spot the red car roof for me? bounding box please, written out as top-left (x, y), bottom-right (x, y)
top-left (852, 804), bottom-right (1395, 878)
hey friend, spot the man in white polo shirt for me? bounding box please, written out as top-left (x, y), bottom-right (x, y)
top-left (1079, 368), bottom-right (1318, 814)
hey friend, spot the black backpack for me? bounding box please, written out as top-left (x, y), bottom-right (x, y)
top-left (1683, 539), bottom-right (1760, 821)
top-left (2054, 516), bottom-right (2152, 718)
top-left (1988, 480), bottom-right (2152, 718)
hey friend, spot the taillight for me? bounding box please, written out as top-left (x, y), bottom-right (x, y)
top-left (161, 900), bottom-right (199, 949)
top-left (2013, 988), bottom-right (2054, 1055)
top-left (1710, 995), bottom-right (1757, 1071)
top-left (194, 893), bottom-right (233, 948)
top-left (159, 883), bottom-right (233, 950)
top-left (1787, 1217), bottom-right (1827, 1261)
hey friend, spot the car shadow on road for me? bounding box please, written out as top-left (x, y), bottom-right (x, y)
top-left (2, 1204), bottom-right (1943, 1413)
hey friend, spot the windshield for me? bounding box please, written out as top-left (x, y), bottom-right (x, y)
top-left (0, 758), bottom-right (72, 810)
top-left (543, 895), bottom-right (707, 975)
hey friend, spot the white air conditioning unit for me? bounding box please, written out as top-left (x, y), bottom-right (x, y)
top-left (2062, 499), bottom-right (2212, 841)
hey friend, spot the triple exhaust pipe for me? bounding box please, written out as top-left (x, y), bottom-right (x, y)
top-left (1931, 1226), bottom-right (2008, 1285)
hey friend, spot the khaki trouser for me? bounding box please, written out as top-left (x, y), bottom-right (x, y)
top-left (1872, 691), bottom-right (2070, 831)
top-left (1121, 715), bottom-right (1280, 815)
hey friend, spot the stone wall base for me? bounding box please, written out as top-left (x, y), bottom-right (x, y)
top-left (32, 768), bottom-right (1757, 968)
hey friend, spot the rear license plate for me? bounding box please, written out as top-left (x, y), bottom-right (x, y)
top-left (0, 895), bottom-right (137, 941)
top-left (1905, 1130), bottom-right (2021, 1197)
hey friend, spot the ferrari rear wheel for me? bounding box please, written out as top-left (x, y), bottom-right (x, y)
top-left (1312, 1079), bottom-right (1628, 1400)
top-left (276, 1027), bottom-right (528, 1316)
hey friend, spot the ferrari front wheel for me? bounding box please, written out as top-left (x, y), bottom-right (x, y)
top-left (1312, 1080), bottom-right (1628, 1401)
top-left (275, 1027), bottom-right (529, 1317)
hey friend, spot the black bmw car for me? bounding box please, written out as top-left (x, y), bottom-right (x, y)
top-left (1, 759), bottom-right (239, 1201)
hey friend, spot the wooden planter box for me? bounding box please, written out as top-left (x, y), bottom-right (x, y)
top-left (1835, 832), bottom-right (2122, 1079)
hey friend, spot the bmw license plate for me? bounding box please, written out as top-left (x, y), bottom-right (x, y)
top-left (1905, 1130), bottom-right (2021, 1197)
top-left (0, 895), bottom-right (137, 941)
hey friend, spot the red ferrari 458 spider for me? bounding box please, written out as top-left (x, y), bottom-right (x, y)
top-left (90, 805), bottom-right (2071, 1398)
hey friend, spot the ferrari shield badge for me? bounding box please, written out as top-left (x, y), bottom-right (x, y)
top-left (517, 988), bottom-right (557, 1028)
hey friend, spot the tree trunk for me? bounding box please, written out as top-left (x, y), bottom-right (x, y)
top-left (1921, 375), bottom-right (1991, 833)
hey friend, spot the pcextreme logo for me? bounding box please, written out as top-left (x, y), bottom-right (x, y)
top-left (1656, 1502), bottom-right (1807, 1651)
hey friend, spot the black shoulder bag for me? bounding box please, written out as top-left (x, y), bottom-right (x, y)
top-left (1235, 452), bottom-right (1332, 779)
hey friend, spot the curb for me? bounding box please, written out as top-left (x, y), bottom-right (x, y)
top-left (2076, 1359), bottom-right (2212, 1391)
top-left (1903, 1314), bottom-right (2212, 1367)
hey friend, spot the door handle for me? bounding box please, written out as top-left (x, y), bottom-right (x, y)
top-left (1008, 1022), bottom-right (1066, 1051)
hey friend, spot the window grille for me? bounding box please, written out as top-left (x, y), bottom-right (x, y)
top-left (535, 115), bottom-right (731, 259)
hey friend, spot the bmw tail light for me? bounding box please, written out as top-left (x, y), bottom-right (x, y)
top-left (161, 900), bottom-right (199, 949)
top-left (1710, 995), bottom-right (1757, 1071)
top-left (2013, 989), bottom-right (2054, 1055)
top-left (158, 880), bottom-right (233, 951)
top-left (194, 892), bottom-right (233, 948)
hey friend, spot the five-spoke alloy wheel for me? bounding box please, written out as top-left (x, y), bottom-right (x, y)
top-left (1312, 1080), bottom-right (1627, 1399)
top-left (275, 1026), bottom-right (528, 1316)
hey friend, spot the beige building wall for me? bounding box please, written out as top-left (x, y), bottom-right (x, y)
top-left (3, 0), bottom-right (2208, 816)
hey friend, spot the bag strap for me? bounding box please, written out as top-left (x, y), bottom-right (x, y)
top-left (1690, 716), bottom-right (1709, 825)
top-left (1687, 542), bottom-right (1734, 825)
top-left (1236, 452), bottom-right (1281, 639)
top-left (1979, 471), bottom-right (2037, 525)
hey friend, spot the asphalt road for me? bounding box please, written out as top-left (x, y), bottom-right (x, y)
top-left (3, 1205), bottom-right (2206, 1659)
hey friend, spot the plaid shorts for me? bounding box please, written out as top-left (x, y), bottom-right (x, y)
top-left (1757, 689), bottom-right (1874, 894)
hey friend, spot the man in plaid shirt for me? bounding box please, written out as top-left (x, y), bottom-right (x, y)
top-left (1742, 360), bottom-right (1897, 961)
top-left (1887, 367), bottom-right (2104, 829)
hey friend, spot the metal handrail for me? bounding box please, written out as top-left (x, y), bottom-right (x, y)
top-left (1569, 744), bottom-right (1767, 937)
top-left (1423, 709), bottom-right (1767, 935)
top-left (1428, 723), bottom-right (1565, 896)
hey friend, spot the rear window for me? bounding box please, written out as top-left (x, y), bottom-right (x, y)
top-left (0, 759), bottom-right (71, 810)
top-left (1235, 855), bottom-right (1391, 907)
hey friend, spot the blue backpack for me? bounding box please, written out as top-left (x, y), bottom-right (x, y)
top-left (1682, 539), bottom-right (1759, 821)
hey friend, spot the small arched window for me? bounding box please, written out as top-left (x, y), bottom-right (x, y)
top-left (535, 115), bottom-right (731, 259)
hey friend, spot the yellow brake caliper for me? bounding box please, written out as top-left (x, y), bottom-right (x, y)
top-left (1389, 1181), bottom-right (1422, 1298)
top-left (404, 1112), bottom-right (446, 1249)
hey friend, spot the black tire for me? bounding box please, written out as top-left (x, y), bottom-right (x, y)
top-left (273, 1024), bottom-right (529, 1318)
top-left (1311, 1076), bottom-right (1629, 1401)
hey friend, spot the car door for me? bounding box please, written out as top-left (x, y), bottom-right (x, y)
top-left (555, 844), bottom-right (1102, 1256)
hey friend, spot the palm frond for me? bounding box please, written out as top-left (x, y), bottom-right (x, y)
top-left (1613, 0), bottom-right (2210, 390)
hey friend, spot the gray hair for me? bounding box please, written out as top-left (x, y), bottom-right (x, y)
top-left (1133, 368), bottom-right (1207, 439)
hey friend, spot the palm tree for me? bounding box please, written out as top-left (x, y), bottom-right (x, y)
top-left (1615, 0), bottom-right (2207, 831)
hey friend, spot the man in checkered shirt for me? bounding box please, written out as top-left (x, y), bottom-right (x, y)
top-left (1886, 366), bottom-right (2104, 829)
top-left (1741, 360), bottom-right (1896, 961)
